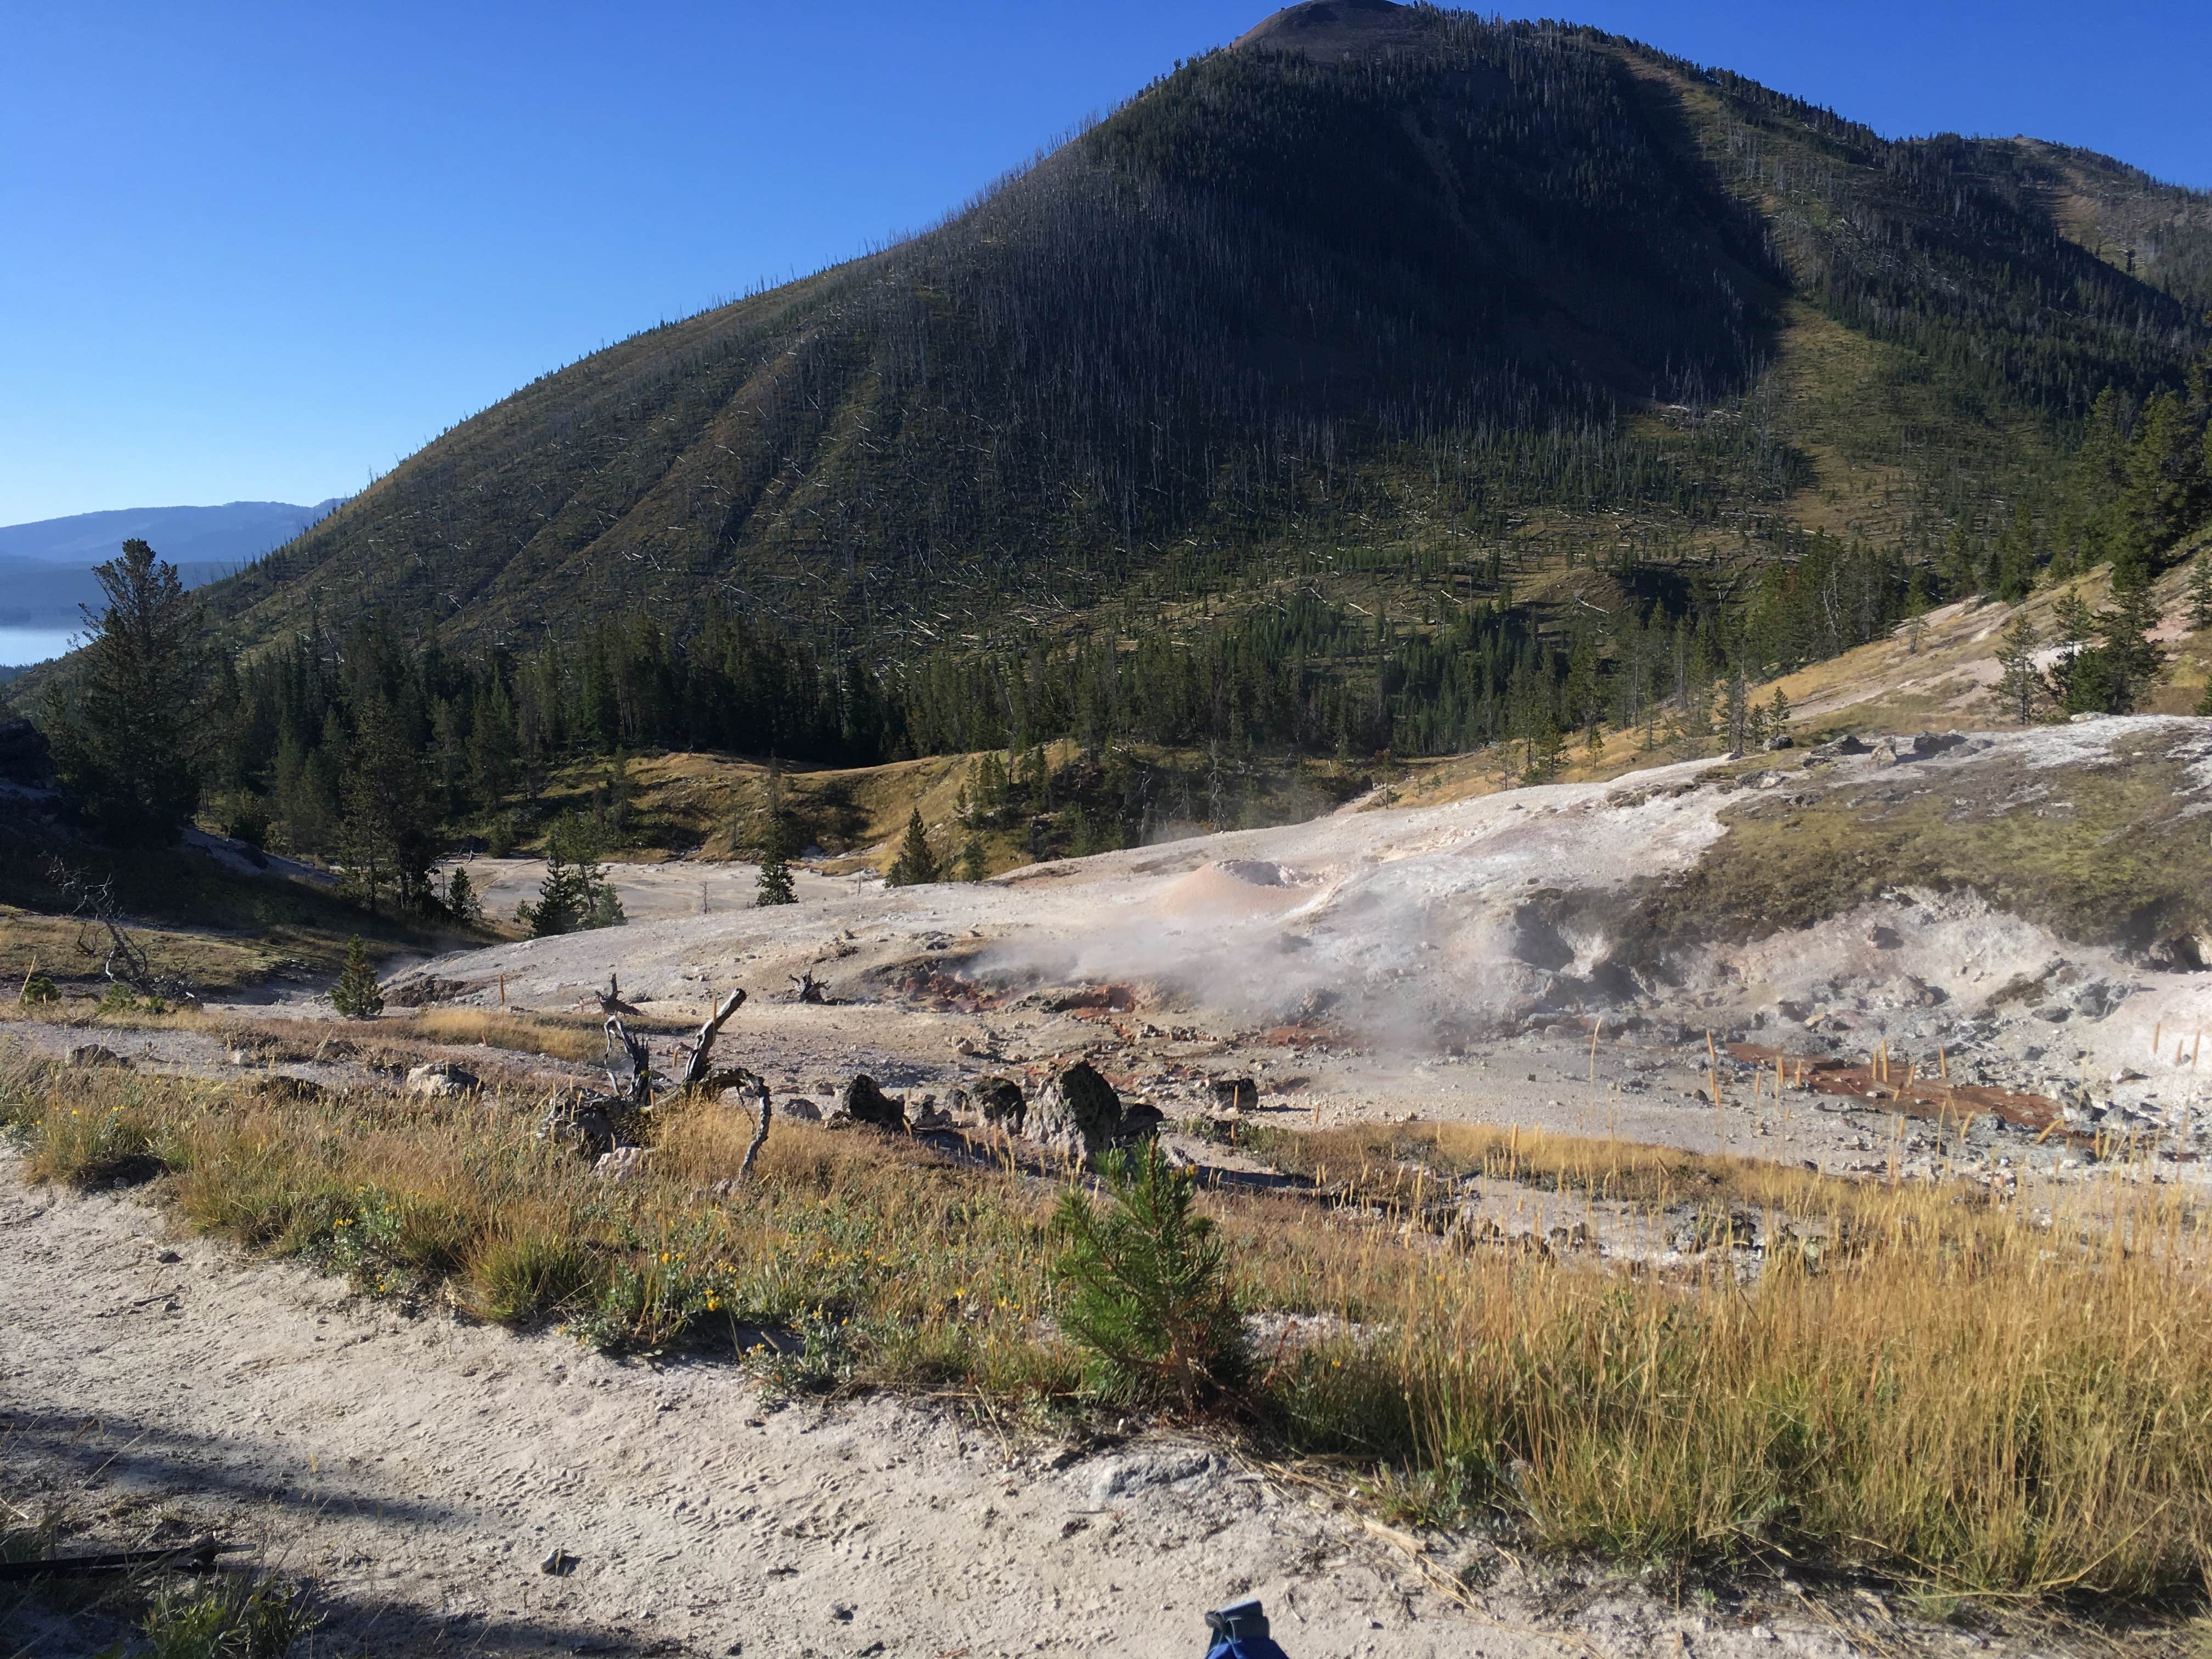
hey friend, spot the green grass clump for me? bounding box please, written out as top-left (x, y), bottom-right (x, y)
top-left (140, 1576), bottom-right (317, 1659)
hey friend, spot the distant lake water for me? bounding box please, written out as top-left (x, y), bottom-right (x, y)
top-left (0, 627), bottom-right (82, 667)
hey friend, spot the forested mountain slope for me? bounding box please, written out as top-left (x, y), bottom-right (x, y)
top-left (178, 3), bottom-right (2202, 663)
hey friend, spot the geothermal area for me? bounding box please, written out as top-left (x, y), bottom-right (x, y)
top-left (7, 712), bottom-right (2212, 1658)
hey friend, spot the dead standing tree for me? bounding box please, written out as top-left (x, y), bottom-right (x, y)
top-left (602, 987), bottom-right (774, 1180)
top-left (46, 856), bottom-right (193, 1004)
top-left (679, 988), bottom-right (775, 1180)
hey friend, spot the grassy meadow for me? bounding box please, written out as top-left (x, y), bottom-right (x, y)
top-left (4, 1040), bottom-right (2210, 1617)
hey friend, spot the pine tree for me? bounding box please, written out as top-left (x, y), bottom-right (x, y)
top-left (1993, 505), bottom-right (2037, 602)
top-left (755, 812), bottom-right (797, 906)
top-left (958, 833), bottom-right (988, 882)
top-left (331, 936), bottom-right (384, 1019)
top-left (517, 812), bottom-right (624, 934)
top-left (2119, 390), bottom-right (2205, 577)
top-left (1994, 614), bottom-right (2044, 723)
top-left (2189, 557), bottom-right (2212, 632)
top-left (443, 866), bottom-right (484, 925)
top-left (43, 539), bottom-right (206, 844)
top-left (2062, 584), bottom-right (2164, 715)
top-left (888, 808), bottom-right (939, 886)
top-left (1723, 667), bottom-right (1751, 758)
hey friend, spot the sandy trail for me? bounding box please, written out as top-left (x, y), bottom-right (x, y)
top-left (0, 1154), bottom-right (1857, 1659)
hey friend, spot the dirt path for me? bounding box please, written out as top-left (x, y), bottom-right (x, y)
top-left (0, 1154), bottom-right (1871, 1659)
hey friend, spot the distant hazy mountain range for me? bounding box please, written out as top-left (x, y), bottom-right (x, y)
top-left (0, 499), bottom-right (344, 629)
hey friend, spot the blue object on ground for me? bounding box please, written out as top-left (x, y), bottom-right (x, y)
top-left (1205, 1598), bottom-right (1291, 1659)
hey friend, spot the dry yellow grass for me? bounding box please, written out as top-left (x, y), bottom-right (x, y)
top-left (4, 1047), bottom-right (2208, 1611)
top-left (396, 1007), bottom-right (607, 1063)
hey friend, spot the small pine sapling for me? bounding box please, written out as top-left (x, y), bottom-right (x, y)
top-left (331, 935), bottom-right (384, 1019)
top-left (1052, 1142), bottom-right (1248, 1409)
top-left (755, 812), bottom-right (797, 906)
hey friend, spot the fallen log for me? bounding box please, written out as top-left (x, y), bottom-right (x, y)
top-left (0, 1537), bottom-right (245, 1581)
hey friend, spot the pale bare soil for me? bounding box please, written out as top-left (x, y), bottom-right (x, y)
top-left (1, 1152), bottom-right (1876, 1659)
top-left (355, 718), bottom-right (2212, 1191)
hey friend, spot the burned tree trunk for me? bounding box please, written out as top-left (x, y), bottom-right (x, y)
top-left (603, 1016), bottom-right (653, 1111)
top-left (679, 988), bottom-right (747, 1086)
top-left (673, 985), bottom-right (775, 1183)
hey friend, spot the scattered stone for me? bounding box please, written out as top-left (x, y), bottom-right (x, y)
top-left (64, 1044), bottom-right (130, 1069)
top-left (540, 1549), bottom-right (579, 1577)
top-left (595, 1147), bottom-right (650, 1182)
top-left (911, 1094), bottom-right (955, 1130)
top-left (841, 1074), bottom-right (906, 1131)
top-left (1209, 1076), bottom-right (1258, 1111)
top-left (155, 1249), bottom-right (182, 1263)
top-left (972, 1076), bottom-right (1026, 1135)
top-left (1119, 1101), bottom-right (1167, 1142)
top-left (387, 975), bottom-right (468, 1008)
top-left (247, 1074), bottom-right (328, 1102)
top-left (776, 1096), bottom-right (823, 1122)
top-left (1027, 1061), bottom-right (1126, 1163)
top-left (405, 1061), bottom-right (480, 1099)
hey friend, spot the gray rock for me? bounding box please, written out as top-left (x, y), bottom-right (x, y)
top-left (1086, 1448), bottom-right (1219, 1508)
top-left (1209, 1076), bottom-right (1258, 1111)
top-left (595, 1147), bottom-right (650, 1182)
top-left (1119, 1100), bottom-right (1167, 1142)
top-left (405, 1061), bottom-right (479, 1099)
top-left (841, 1074), bottom-right (906, 1131)
top-left (64, 1044), bottom-right (129, 1069)
top-left (911, 1095), bottom-right (954, 1130)
top-left (776, 1096), bottom-right (823, 1122)
top-left (1028, 1061), bottom-right (1124, 1163)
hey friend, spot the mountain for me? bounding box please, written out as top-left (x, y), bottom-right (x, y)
top-left (0, 499), bottom-right (345, 637)
top-left (0, 557), bottom-right (281, 634)
top-left (178, 2), bottom-right (2203, 675)
top-left (11, 1), bottom-right (2210, 807)
top-left (0, 499), bottom-right (345, 570)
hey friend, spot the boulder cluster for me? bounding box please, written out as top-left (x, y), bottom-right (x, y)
top-left (533, 1053), bottom-right (1164, 1177)
top-left (794, 1060), bottom-right (1165, 1163)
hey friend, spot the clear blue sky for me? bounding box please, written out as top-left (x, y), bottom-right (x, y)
top-left (3, 0), bottom-right (2206, 527)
